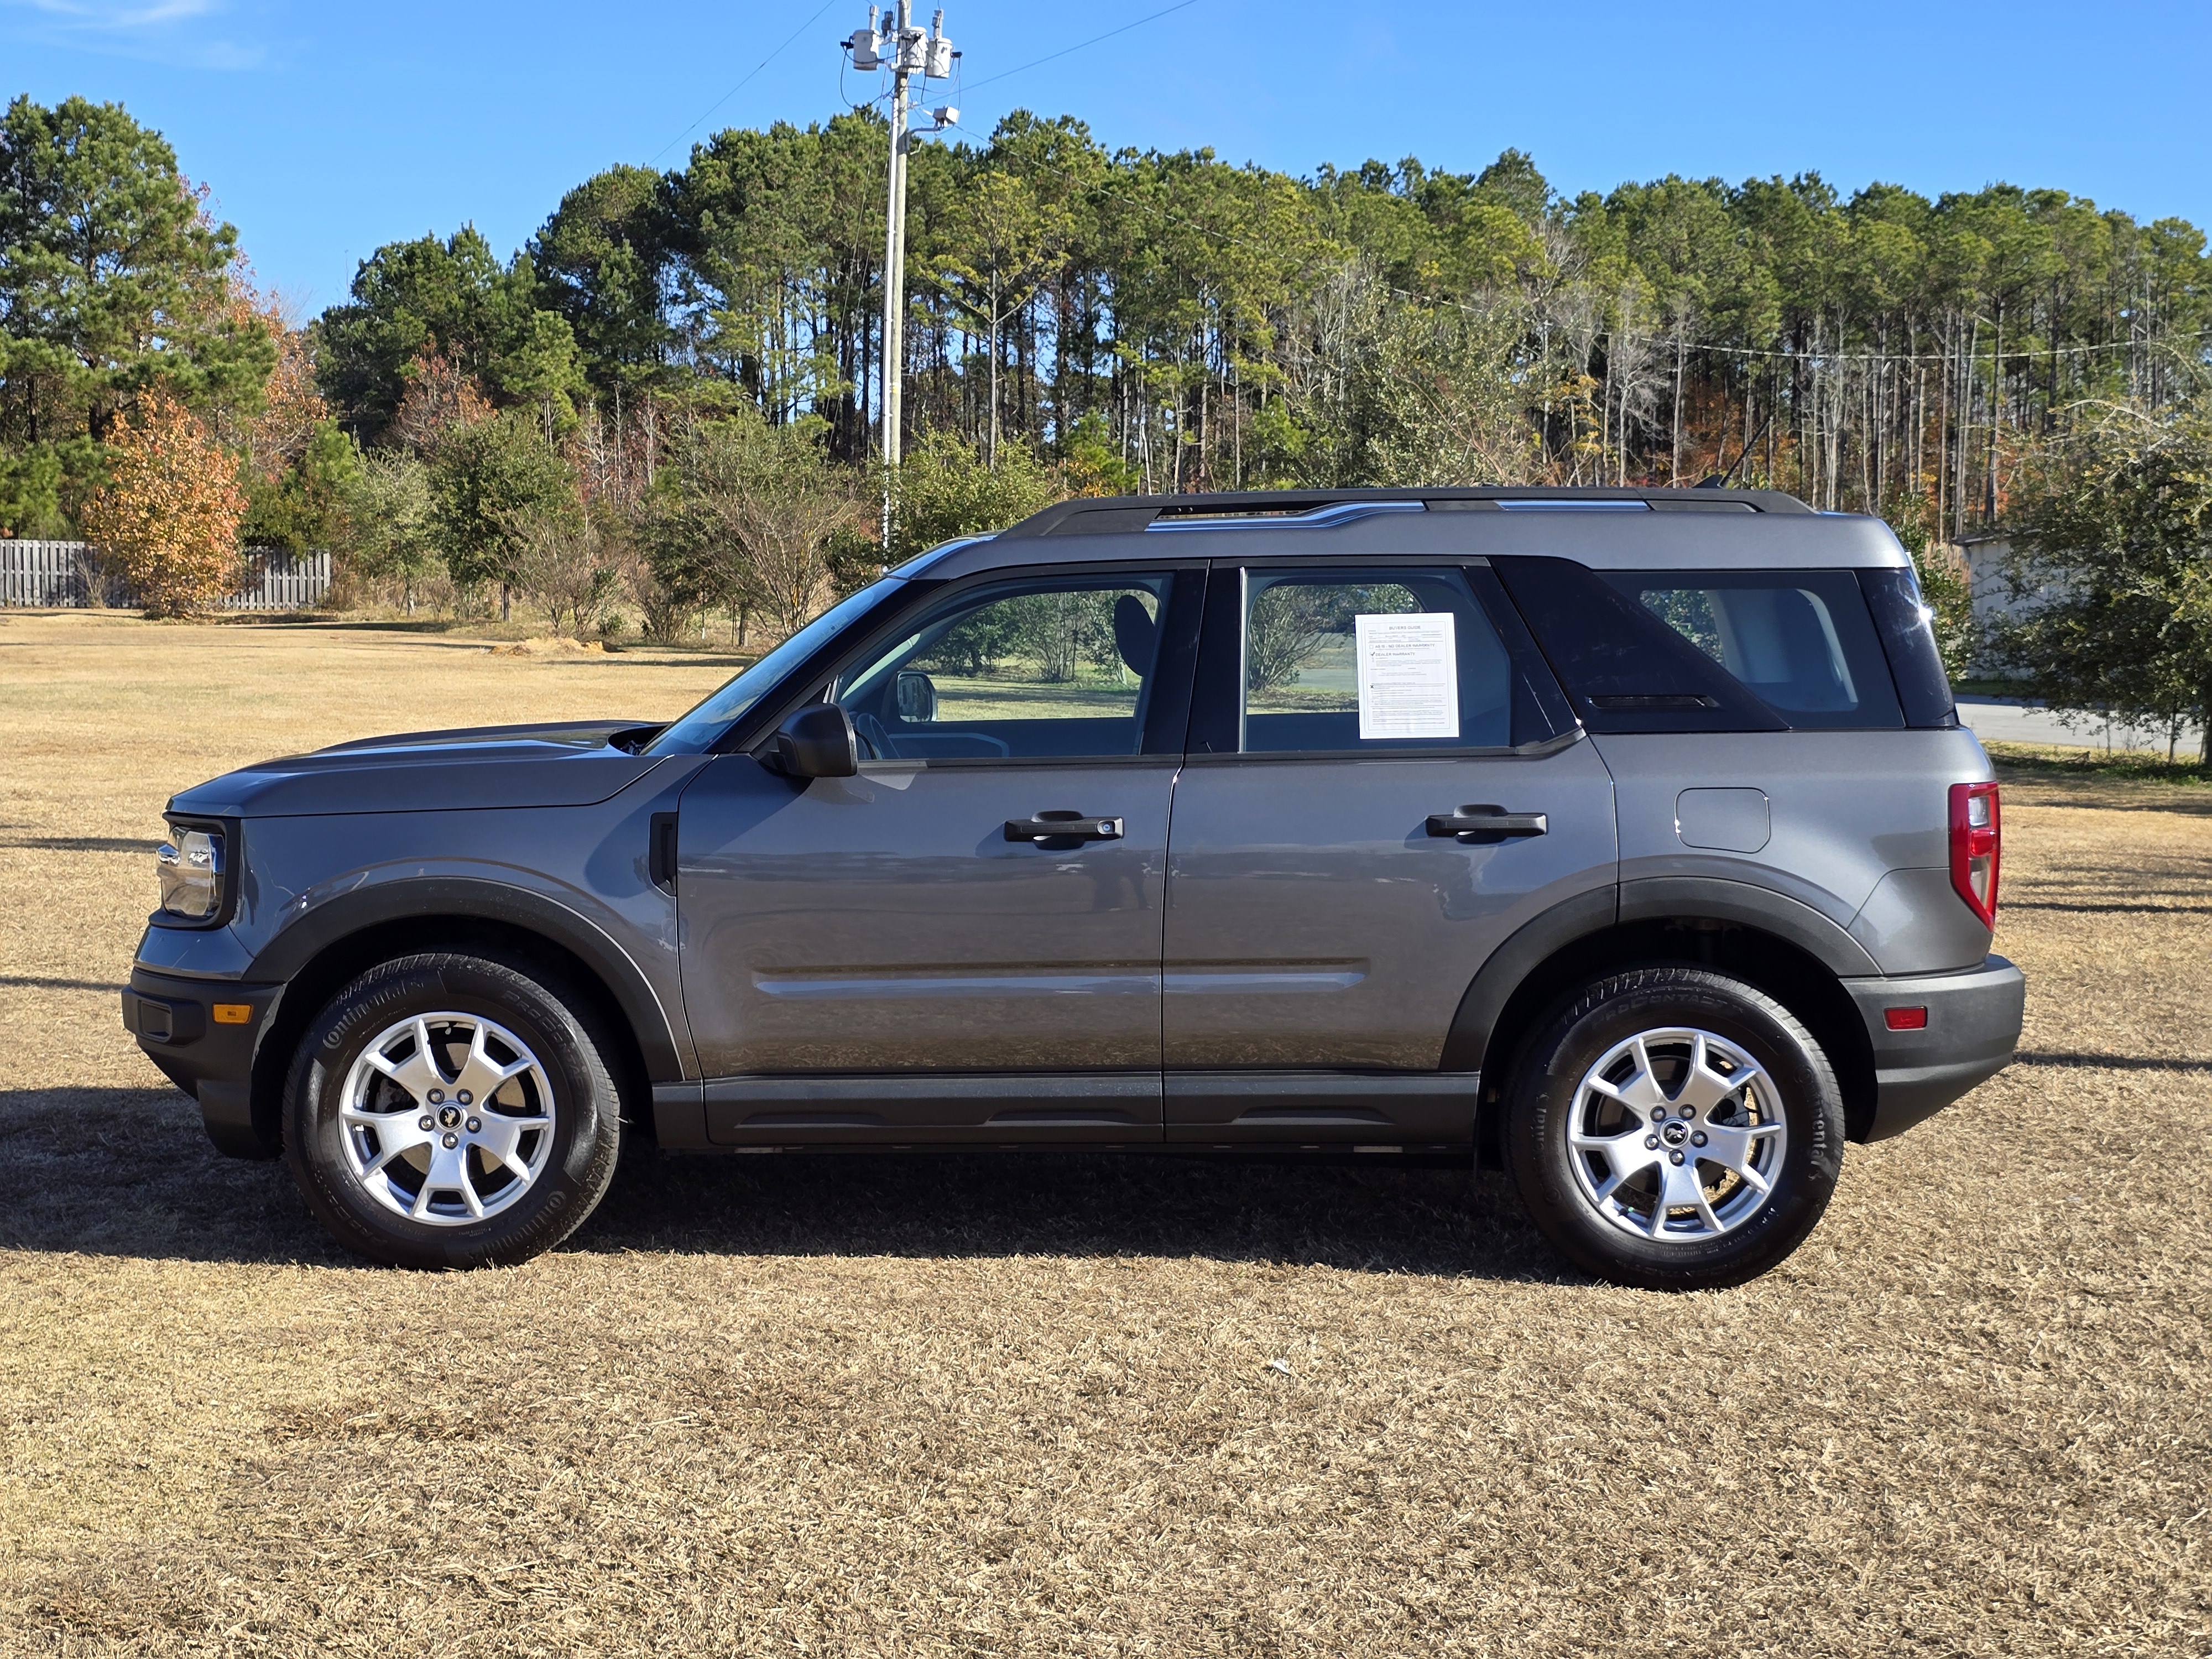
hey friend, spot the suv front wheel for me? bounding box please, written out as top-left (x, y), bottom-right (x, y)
top-left (284, 952), bottom-right (623, 1268)
top-left (1503, 967), bottom-right (1845, 1291)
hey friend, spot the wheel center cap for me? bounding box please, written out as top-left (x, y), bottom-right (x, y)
top-left (437, 1105), bottom-right (463, 1129)
top-left (1661, 1121), bottom-right (1690, 1147)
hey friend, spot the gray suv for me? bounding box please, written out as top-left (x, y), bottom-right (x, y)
top-left (123, 487), bottom-right (2024, 1288)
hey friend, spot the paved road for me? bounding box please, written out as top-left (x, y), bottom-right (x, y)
top-left (1957, 695), bottom-right (2203, 756)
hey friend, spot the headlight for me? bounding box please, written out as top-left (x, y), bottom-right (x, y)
top-left (156, 826), bottom-right (226, 920)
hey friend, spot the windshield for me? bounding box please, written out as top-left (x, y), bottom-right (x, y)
top-left (643, 579), bottom-right (905, 754)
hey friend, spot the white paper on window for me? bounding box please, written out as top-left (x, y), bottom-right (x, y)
top-left (1355, 612), bottom-right (1458, 740)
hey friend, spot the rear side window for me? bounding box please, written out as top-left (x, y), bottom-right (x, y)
top-left (1859, 567), bottom-right (1958, 727)
top-left (1207, 566), bottom-right (1568, 754)
top-left (1611, 571), bottom-right (1902, 728)
top-left (1492, 557), bottom-right (1905, 732)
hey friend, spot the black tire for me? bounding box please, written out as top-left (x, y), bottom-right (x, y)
top-left (1501, 967), bottom-right (1845, 1291)
top-left (283, 952), bottom-right (622, 1269)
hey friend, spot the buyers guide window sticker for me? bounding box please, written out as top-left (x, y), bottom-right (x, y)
top-left (1354, 612), bottom-right (1458, 740)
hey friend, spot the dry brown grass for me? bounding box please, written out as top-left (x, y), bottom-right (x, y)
top-left (0, 609), bottom-right (2206, 1656)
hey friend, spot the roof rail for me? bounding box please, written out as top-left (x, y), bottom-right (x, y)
top-left (997, 485), bottom-right (1814, 538)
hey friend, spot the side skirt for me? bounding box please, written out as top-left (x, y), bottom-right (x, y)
top-left (653, 1070), bottom-right (1481, 1151)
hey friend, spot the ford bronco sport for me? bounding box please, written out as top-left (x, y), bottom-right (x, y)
top-left (123, 486), bottom-right (2024, 1288)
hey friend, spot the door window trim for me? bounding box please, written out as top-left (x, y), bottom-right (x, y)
top-left (1183, 560), bottom-right (1580, 760)
top-left (760, 562), bottom-right (1207, 768)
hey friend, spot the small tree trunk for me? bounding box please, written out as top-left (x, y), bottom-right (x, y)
top-left (988, 285), bottom-right (1002, 469)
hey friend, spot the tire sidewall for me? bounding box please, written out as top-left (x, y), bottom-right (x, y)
top-left (1505, 968), bottom-right (1844, 1291)
top-left (284, 954), bottom-right (619, 1269)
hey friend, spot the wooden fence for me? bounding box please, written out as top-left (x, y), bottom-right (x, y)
top-left (0, 541), bottom-right (331, 611)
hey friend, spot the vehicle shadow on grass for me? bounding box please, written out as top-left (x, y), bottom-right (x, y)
top-left (0, 1086), bottom-right (1558, 1281)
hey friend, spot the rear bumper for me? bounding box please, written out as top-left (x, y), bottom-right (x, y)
top-left (1844, 954), bottom-right (2025, 1141)
top-left (121, 967), bottom-right (282, 1159)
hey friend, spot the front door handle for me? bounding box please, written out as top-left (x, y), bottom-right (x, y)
top-left (1005, 811), bottom-right (1124, 844)
top-left (1426, 805), bottom-right (1548, 841)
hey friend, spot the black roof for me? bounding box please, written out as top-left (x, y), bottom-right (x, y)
top-left (998, 485), bottom-right (1812, 539)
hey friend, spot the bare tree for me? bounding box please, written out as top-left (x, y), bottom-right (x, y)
top-left (640, 408), bottom-right (857, 642)
top-left (505, 503), bottom-right (622, 637)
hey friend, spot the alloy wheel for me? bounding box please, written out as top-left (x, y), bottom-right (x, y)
top-left (1565, 1025), bottom-right (1787, 1242)
top-left (337, 1012), bottom-right (556, 1225)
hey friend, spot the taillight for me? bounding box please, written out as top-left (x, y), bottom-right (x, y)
top-left (1949, 781), bottom-right (2001, 928)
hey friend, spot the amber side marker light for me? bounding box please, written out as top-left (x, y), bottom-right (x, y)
top-left (1884, 1006), bottom-right (1929, 1031)
top-left (212, 1004), bottom-right (252, 1025)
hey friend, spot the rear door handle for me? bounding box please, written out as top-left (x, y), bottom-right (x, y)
top-left (1005, 812), bottom-right (1124, 844)
top-left (1427, 806), bottom-right (1548, 840)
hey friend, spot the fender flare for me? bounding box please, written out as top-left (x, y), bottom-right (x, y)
top-left (1617, 877), bottom-right (1881, 975)
top-left (1440, 876), bottom-right (1879, 1076)
top-left (248, 877), bottom-right (685, 1080)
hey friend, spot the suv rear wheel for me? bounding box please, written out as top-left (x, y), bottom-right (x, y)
top-left (1502, 967), bottom-right (1844, 1291)
top-left (283, 952), bottom-right (622, 1268)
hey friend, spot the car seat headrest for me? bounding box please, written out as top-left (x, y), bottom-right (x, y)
top-left (1113, 594), bottom-right (1156, 676)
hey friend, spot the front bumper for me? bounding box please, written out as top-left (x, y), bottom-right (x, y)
top-left (122, 967), bottom-right (282, 1158)
top-left (1844, 954), bottom-right (2025, 1140)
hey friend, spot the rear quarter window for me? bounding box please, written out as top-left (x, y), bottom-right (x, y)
top-left (1492, 557), bottom-right (1905, 732)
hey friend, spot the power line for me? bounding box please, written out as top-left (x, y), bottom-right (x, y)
top-left (651, 0), bottom-right (840, 166)
top-left (1605, 329), bottom-right (2183, 366)
top-left (956, 0), bottom-right (1201, 95)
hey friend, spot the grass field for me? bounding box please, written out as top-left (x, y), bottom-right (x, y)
top-left (1, 609), bottom-right (2207, 1656)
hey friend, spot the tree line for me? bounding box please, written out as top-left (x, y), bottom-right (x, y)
top-left (4, 92), bottom-right (2211, 711)
top-left (307, 108), bottom-right (2210, 534)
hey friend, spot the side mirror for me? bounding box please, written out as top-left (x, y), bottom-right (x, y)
top-left (895, 669), bottom-right (938, 722)
top-left (771, 703), bottom-right (858, 779)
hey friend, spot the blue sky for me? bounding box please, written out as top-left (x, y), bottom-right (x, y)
top-left (7, 0), bottom-right (2209, 315)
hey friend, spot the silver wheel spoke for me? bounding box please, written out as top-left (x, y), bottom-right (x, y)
top-left (1588, 1036), bottom-right (1669, 1114)
top-left (1688, 1171), bottom-right (1725, 1233)
top-left (414, 1142), bottom-right (471, 1215)
top-left (341, 1102), bottom-right (432, 1142)
top-left (410, 1161), bottom-right (440, 1218)
top-left (1677, 1033), bottom-right (1758, 1115)
top-left (1698, 1121), bottom-right (1777, 1193)
top-left (452, 1023), bottom-right (533, 1108)
top-left (1585, 1124), bottom-right (1662, 1179)
top-left (359, 1142), bottom-right (410, 1179)
top-left (469, 1106), bottom-right (547, 1171)
top-left (366, 1017), bottom-right (449, 1103)
top-left (1655, 1159), bottom-right (1704, 1233)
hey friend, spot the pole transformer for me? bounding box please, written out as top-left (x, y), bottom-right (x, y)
top-left (844, 7), bottom-right (957, 545)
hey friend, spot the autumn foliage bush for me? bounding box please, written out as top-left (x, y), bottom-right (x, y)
top-left (80, 390), bottom-right (247, 617)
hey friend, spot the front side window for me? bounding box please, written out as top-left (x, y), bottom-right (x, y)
top-left (833, 573), bottom-right (1176, 760)
top-left (1238, 568), bottom-right (1520, 753)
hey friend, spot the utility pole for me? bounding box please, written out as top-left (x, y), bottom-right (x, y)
top-left (844, 7), bottom-right (957, 544)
